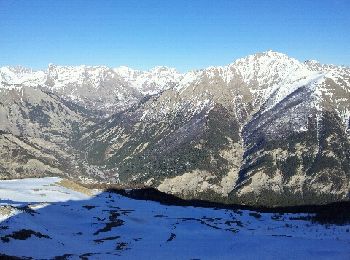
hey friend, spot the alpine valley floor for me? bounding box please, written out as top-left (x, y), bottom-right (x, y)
top-left (0, 177), bottom-right (349, 259)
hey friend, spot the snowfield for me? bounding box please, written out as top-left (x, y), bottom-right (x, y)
top-left (0, 177), bottom-right (349, 259)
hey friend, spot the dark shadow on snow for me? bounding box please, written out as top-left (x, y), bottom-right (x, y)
top-left (108, 187), bottom-right (350, 225)
top-left (1, 188), bottom-right (350, 259)
top-left (0, 192), bottom-right (136, 259)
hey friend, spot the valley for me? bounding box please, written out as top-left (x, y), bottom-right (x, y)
top-left (0, 51), bottom-right (349, 206)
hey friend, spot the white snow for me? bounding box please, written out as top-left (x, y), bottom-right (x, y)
top-left (0, 66), bottom-right (46, 89)
top-left (114, 65), bottom-right (183, 95)
top-left (1, 50), bottom-right (349, 128)
top-left (0, 177), bottom-right (90, 203)
top-left (0, 177), bottom-right (349, 259)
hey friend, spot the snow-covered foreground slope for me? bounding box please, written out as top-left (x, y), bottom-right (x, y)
top-left (0, 177), bottom-right (349, 259)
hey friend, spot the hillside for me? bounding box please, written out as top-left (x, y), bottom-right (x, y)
top-left (0, 51), bottom-right (349, 206)
top-left (0, 177), bottom-right (349, 259)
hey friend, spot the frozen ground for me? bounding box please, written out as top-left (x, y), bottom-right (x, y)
top-left (0, 177), bottom-right (349, 259)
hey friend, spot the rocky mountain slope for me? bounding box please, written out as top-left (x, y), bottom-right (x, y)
top-left (0, 51), bottom-right (349, 206)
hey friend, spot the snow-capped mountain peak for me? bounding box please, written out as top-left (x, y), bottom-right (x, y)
top-left (113, 65), bottom-right (183, 95)
top-left (0, 66), bottom-right (46, 90)
top-left (0, 51), bottom-right (349, 118)
top-left (0, 51), bottom-right (349, 209)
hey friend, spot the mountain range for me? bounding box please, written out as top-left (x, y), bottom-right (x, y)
top-left (0, 50), bottom-right (349, 207)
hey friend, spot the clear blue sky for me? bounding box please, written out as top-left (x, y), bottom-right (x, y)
top-left (0, 0), bottom-right (349, 72)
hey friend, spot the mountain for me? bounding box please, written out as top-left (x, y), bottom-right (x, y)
top-left (0, 64), bottom-right (183, 116)
top-left (0, 51), bottom-right (349, 206)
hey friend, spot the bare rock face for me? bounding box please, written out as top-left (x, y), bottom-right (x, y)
top-left (1, 51), bottom-right (349, 206)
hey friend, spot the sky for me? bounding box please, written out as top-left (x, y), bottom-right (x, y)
top-left (0, 0), bottom-right (349, 72)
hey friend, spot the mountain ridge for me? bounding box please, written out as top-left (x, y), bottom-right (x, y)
top-left (0, 51), bottom-right (349, 207)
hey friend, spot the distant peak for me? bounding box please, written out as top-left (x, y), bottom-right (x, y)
top-left (150, 66), bottom-right (173, 71)
top-left (304, 59), bottom-right (320, 65)
top-left (148, 66), bottom-right (180, 75)
top-left (263, 49), bottom-right (280, 54)
top-left (259, 50), bottom-right (290, 58)
top-left (48, 64), bottom-right (110, 70)
top-left (0, 65), bottom-right (33, 74)
top-left (232, 50), bottom-right (297, 67)
top-left (116, 65), bottom-right (131, 70)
